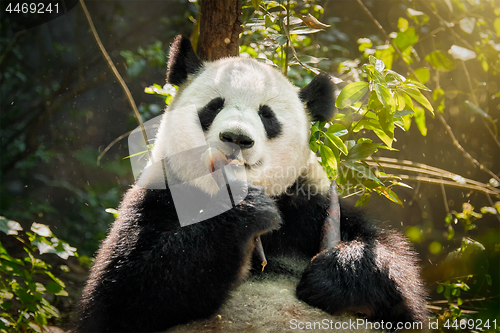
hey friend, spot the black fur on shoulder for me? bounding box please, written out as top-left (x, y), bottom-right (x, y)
top-left (299, 72), bottom-right (336, 122)
top-left (166, 35), bottom-right (203, 86)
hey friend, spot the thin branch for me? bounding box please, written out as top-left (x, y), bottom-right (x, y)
top-left (435, 111), bottom-right (500, 184)
top-left (79, 0), bottom-right (149, 157)
top-left (459, 61), bottom-right (500, 148)
top-left (486, 193), bottom-right (500, 223)
top-left (281, 22), bottom-right (320, 74)
top-left (97, 130), bottom-right (133, 165)
top-left (0, 30), bottom-right (25, 66)
top-left (396, 175), bottom-right (499, 196)
top-left (408, 179), bottom-right (421, 206)
top-left (370, 157), bottom-right (490, 188)
top-left (365, 157), bottom-right (500, 196)
top-left (285, 0), bottom-right (290, 75)
top-left (440, 179), bottom-right (450, 213)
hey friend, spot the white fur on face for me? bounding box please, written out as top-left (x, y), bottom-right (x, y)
top-left (142, 58), bottom-right (314, 196)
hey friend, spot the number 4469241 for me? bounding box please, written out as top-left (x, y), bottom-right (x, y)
top-left (444, 319), bottom-right (497, 330)
top-left (5, 2), bottom-right (59, 14)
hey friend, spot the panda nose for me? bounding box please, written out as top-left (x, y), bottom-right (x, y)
top-left (219, 132), bottom-right (254, 149)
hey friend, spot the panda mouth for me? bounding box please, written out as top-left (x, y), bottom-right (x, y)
top-left (245, 159), bottom-right (263, 169)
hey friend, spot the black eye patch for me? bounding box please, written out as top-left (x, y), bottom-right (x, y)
top-left (199, 97), bottom-right (225, 131)
top-left (258, 105), bottom-right (282, 139)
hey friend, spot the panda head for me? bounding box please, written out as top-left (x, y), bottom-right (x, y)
top-left (141, 35), bottom-right (336, 197)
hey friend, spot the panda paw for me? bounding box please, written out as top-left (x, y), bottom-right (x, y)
top-left (210, 179), bottom-right (281, 234)
top-left (238, 182), bottom-right (282, 233)
top-left (296, 244), bottom-right (427, 325)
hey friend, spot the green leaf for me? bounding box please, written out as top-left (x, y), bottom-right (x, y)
top-left (31, 223), bottom-right (52, 238)
top-left (404, 79), bottom-right (431, 91)
top-left (406, 8), bottom-right (429, 25)
top-left (380, 188), bottom-right (403, 206)
top-left (345, 143), bottom-right (381, 161)
top-left (264, 14), bottom-right (275, 28)
top-left (53, 242), bottom-right (77, 260)
top-left (105, 208), bottom-right (119, 218)
top-left (355, 193), bottom-right (372, 207)
top-left (378, 112), bottom-right (395, 146)
top-left (413, 67), bottom-right (430, 84)
top-left (343, 161), bottom-right (382, 184)
top-left (28, 322), bottom-right (43, 333)
top-left (363, 64), bottom-right (385, 83)
top-left (394, 110), bottom-right (414, 117)
top-left (326, 124), bottom-right (348, 137)
top-left (486, 274), bottom-right (492, 286)
top-left (0, 217), bottom-right (23, 236)
top-left (398, 17), bottom-right (409, 32)
top-left (374, 46), bottom-right (394, 70)
top-left (413, 106), bottom-right (427, 136)
top-left (393, 27), bottom-right (418, 51)
top-left (251, 0), bottom-right (262, 9)
top-left (309, 139), bottom-right (319, 152)
top-left (357, 138), bottom-right (372, 144)
top-left (374, 83), bottom-right (396, 113)
top-left (319, 145), bottom-right (339, 172)
top-left (297, 55), bottom-right (327, 65)
top-left (461, 237), bottom-right (485, 253)
top-left (424, 50), bottom-right (457, 72)
top-left (384, 69), bottom-right (406, 84)
top-left (433, 88), bottom-right (446, 113)
top-left (463, 100), bottom-right (491, 119)
top-left (288, 27), bottom-right (323, 35)
top-left (447, 225), bottom-right (455, 240)
top-left (45, 281), bottom-right (66, 295)
top-left (395, 93), bottom-right (406, 111)
top-left (335, 82), bottom-right (369, 109)
top-left (357, 38), bottom-right (372, 52)
top-left (480, 206), bottom-right (497, 215)
top-left (325, 133), bottom-right (348, 155)
top-left (401, 92), bottom-right (414, 111)
top-left (46, 271), bottom-right (65, 288)
top-left (495, 18), bottom-right (500, 37)
top-left (402, 87), bottom-right (434, 114)
top-left (369, 55), bottom-right (385, 72)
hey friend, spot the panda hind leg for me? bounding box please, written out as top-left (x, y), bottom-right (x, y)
top-left (296, 219), bottom-right (428, 326)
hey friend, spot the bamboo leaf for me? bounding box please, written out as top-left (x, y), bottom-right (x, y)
top-left (325, 133), bottom-right (348, 155)
top-left (402, 87), bottom-right (434, 114)
top-left (374, 83), bottom-right (396, 113)
top-left (335, 82), bottom-right (369, 109)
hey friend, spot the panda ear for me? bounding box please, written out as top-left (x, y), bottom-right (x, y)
top-left (166, 35), bottom-right (203, 86)
top-left (299, 73), bottom-right (337, 122)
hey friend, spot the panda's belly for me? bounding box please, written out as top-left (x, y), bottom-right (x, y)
top-left (167, 274), bottom-right (380, 333)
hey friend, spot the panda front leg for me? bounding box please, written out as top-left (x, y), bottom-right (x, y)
top-left (295, 183), bottom-right (428, 327)
top-left (73, 180), bottom-right (280, 332)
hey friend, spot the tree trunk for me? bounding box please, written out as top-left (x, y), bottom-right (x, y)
top-left (198, 0), bottom-right (243, 61)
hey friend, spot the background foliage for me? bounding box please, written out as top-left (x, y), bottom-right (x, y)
top-left (0, 0), bottom-right (498, 331)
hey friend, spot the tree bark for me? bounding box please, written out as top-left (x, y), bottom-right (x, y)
top-left (199, 0), bottom-right (243, 61)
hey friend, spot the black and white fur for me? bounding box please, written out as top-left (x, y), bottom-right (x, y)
top-left (73, 35), bottom-right (427, 332)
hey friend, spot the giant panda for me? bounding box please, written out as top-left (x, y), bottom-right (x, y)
top-left (73, 35), bottom-right (428, 332)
